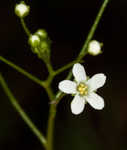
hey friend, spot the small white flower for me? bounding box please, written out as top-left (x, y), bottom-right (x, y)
top-left (15, 1), bottom-right (30, 18)
top-left (88, 40), bottom-right (102, 56)
top-left (58, 63), bottom-right (106, 115)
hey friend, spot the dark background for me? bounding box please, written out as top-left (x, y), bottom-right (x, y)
top-left (0, 0), bottom-right (127, 150)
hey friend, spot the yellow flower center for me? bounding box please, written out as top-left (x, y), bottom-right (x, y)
top-left (77, 82), bottom-right (88, 96)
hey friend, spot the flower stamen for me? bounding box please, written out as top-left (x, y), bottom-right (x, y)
top-left (77, 83), bottom-right (88, 96)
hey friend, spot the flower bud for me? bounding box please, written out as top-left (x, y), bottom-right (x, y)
top-left (29, 35), bottom-right (40, 48)
top-left (40, 41), bottom-right (49, 50)
top-left (88, 40), bottom-right (102, 56)
top-left (35, 29), bottom-right (48, 39)
top-left (15, 1), bottom-right (30, 18)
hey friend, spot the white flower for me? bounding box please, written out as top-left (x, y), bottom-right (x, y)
top-left (88, 40), bottom-right (102, 56)
top-left (58, 63), bottom-right (106, 115)
top-left (15, 1), bottom-right (30, 18)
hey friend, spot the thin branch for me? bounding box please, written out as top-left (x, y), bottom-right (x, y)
top-left (20, 18), bottom-right (31, 36)
top-left (54, 60), bottom-right (84, 76)
top-left (77, 0), bottom-right (109, 61)
top-left (0, 56), bottom-right (44, 87)
top-left (0, 74), bottom-right (47, 149)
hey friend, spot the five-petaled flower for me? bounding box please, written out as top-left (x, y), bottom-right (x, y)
top-left (58, 63), bottom-right (106, 115)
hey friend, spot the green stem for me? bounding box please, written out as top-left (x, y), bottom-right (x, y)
top-left (45, 86), bottom-right (55, 102)
top-left (0, 56), bottom-right (44, 87)
top-left (46, 62), bottom-right (54, 76)
top-left (55, 0), bottom-right (109, 104)
top-left (54, 60), bottom-right (83, 76)
top-left (20, 18), bottom-right (31, 36)
top-left (47, 104), bottom-right (56, 150)
top-left (44, 85), bottom-right (56, 150)
top-left (0, 74), bottom-right (47, 149)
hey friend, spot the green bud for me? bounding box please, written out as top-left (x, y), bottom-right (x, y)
top-left (39, 41), bottom-right (50, 62)
top-left (35, 29), bottom-right (48, 39)
top-left (40, 41), bottom-right (49, 50)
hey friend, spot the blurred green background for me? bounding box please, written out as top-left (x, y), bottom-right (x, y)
top-left (0, 0), bottom-right (127, 150)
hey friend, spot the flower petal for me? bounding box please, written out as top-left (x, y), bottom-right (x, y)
top-left (58, 80), bottom-right (77, 94)
top-left (87, 73), bottom-right (106, 92)
top-left (71, 95), bottom-right (85, 115)
top-left (72, 63), bottom-right (87, 82)
top-left (86, 92), bottom-right (104, 110)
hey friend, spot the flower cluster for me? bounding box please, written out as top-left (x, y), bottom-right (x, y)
top-left (28, 29), bottom-right (51, 62)
top-left (58, 63), bottom-right (106, 115)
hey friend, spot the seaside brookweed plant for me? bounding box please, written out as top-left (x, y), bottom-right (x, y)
top-left (0, 1), bottom-right (109, 150)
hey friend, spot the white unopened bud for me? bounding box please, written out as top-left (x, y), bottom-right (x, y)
top-left (88, 40), bottom-right (102, 56)
top-left (15, 1), bottom-right (30, 18)
top-left (29, 35), bottom-right (40, 47)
